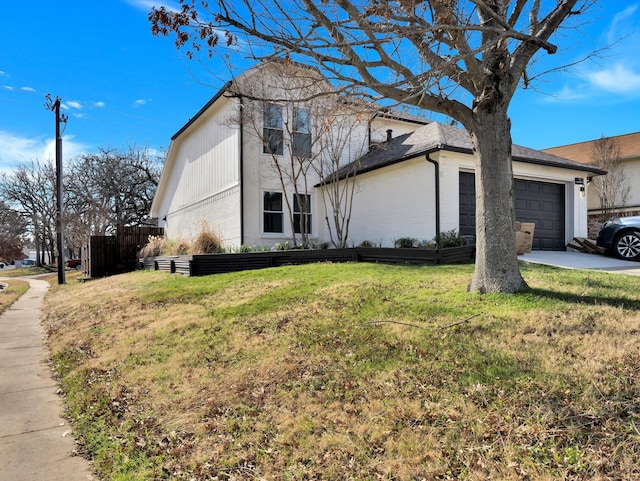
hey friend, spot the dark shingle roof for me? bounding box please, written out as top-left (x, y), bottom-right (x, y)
top-left (328, 122), bottom-right (606, 182)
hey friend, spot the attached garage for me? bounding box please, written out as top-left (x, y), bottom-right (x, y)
top-left (328, 122), bottom-right (604, 248)
top-left (459, 172), bottom-right (566, 251)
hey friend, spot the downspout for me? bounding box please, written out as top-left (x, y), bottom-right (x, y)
top-left (239, 95), bottom-right (245, 245)
top-left (426, 152), bottom-right (440, 247)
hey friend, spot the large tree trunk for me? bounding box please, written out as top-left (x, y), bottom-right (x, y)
top-left (467, 110), bottom-right (529, 294)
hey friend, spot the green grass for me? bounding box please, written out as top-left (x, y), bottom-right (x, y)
top-left (41, 262), bottom-right (640, 480)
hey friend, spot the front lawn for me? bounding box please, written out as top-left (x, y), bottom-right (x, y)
top-left (42, 262), bottom-right (640, 480)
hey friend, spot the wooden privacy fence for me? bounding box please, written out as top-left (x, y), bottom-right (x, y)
top-left (140, 246), bottom-right (476, 277)
top-left (83, 226), bottom-right (164, 278)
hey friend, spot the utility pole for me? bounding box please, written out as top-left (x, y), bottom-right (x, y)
top-left (45, 94), bottom-right (67, 285)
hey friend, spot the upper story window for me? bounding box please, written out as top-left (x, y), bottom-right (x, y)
top-left (263, 103), bottom-right (284, 155)
top-left (292, 107), bottom-right (311, 158)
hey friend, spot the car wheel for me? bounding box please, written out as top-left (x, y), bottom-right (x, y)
top-left (614, 231), bottom-right (640, 261)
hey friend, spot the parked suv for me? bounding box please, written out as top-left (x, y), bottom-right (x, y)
top-left (596, 216), bottom-right (640, 261)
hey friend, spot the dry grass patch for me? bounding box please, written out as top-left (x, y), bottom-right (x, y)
top-left (42, 263), bottom-right (640, 480)
top-left (0, 279), bottom-right (29, 313)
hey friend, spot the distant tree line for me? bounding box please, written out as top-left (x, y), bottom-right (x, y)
top-left (0, 146), bottom-right (163, 265)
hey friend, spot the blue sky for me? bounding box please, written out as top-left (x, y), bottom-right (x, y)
top-left (1, 1), bottom-right (639, 173)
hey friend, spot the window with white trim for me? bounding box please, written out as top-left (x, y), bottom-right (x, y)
top-left (263, 191), bottom-right (284, 233)
top-left (293, 194), bottom-right (312, 234)
top-left (263, 103), bottom-right (283, 155)
top-left (292, 107), bottom-right (311, 158)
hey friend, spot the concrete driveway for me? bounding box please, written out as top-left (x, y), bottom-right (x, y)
top-left (519, 250), bottom-right (640, 275)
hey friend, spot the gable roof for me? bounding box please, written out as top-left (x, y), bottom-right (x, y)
top-left (328, 122), bottom-right (606, 182)
top-left (171, 81), bottom-right (232, 141)
top-left (542, 131), bottom-right (640, 163)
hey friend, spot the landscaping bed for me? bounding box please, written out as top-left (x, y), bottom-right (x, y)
top-left (140, 245), bottom-right (476, 276)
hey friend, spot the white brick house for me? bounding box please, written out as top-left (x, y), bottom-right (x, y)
top-left (150, 61), bottom-right (427, 248)
top-left (151, 62), bottom-right (604, 251)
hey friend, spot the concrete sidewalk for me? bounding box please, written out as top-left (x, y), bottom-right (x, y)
top-left (0, 278), bottom-right (94, 481)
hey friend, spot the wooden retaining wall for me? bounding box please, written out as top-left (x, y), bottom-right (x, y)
top-left (141, 246), bottom-right (475, 277)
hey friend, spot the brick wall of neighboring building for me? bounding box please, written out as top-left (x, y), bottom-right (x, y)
top-left (543, 132), bottom-right (640, 163)
top-left (588, 209), bottom-right (640, 239)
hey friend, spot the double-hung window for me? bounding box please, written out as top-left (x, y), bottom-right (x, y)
top-left (292, 107), bottom-right (311, 158)
top-left (263, 103), bottom-right (284, 155)
top-left (293, 194), bottom-right (312, 234)
top-left (263, 191), bottom-right (284, 233)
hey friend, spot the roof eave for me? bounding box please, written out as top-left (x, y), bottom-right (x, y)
top-left (511, 155), bottom-right (607, 176)
top-left (170, 80), bottom-right (233, 141)
top-left (316, 142), bottom-right (607, 188)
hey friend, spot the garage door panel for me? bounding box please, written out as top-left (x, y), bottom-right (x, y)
top-left (458, 173), bottom-right (476, 237)
top-left (459, 173), bottom-right (566, 251)
top-left (540, 219), bottom-right (554, 231)
top-left (515, 178), bottom-right (565, 251)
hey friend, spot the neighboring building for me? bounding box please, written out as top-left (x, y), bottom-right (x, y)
top-left (544, 131), bottom-right (640, 236)
top-left (151, 62), bottom-right (604, 252)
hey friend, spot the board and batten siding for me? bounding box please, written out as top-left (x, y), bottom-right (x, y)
top-left (160, 97), bottom-right (242, 245)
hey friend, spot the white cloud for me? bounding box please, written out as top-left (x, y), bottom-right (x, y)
top-left (547, 5), bottom-right (640, 102)
top-left (21, 86), bottom-right (35, 93)
top-left (544, 85), bottom-right (589, 103)
top-left (134, 99), bottom-right (151, 108)
top-left (0, 71), bottom-right (7, 77)
top-left (2, 85), bottom-right (14, 91)
top-left (94, 101), bottom-right (105, 108)
top-left (586, 63), bottom-right (640, 93)
top-left (125, 0), bottom-right (179, 12)
top-left (65, 100), bottom-right (83, 110)
top-left (608, 4), bottom-right (639, 45)
top-left (0, 130), bottom-right (89, 173)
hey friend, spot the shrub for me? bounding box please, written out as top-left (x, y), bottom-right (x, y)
top-left (275, 241), bottom-right (291, 251)
top-left (419, 229), bottom-right (467, 249)
top-left (139, 235), bottom-right (167, 258)
top-left (169, 239), bottom-right (191, 255)
top-left (191, 228), bottom-right (224, 254)
top-left (393, 237), bottom-right (419, 248)
top-left (436, 229), bottom-right (466, 248)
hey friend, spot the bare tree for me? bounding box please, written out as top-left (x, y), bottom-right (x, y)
top-left (235, 62), bottom-right (376, 248)
top-left (233, 62), bottom-right (368, 247)
top-left (65, 146), bottom-right (163, 237)
top-left (0, 201), bottom-right (28, 263)
top-left (590, 136), bottom-right (630, 222)
top-left (151, 0), bottom-right (595, 293)
top-left (313, 102), bottom-right (372, 248)
top-left (0, 160), bottom-right (57, 266)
